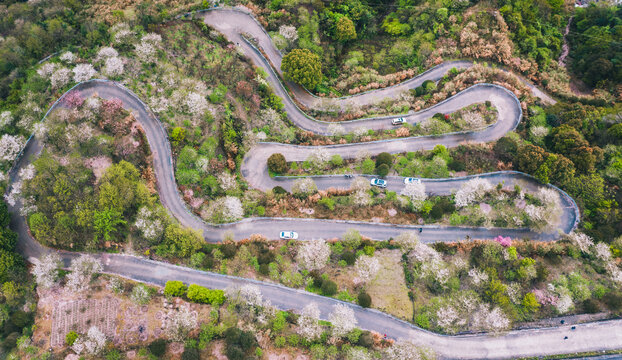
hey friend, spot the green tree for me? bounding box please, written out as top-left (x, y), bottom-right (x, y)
top-left (267, 153), bottom-right (289, 174)
top-left (162, 223), bottom-right (203, 258)
top-left (93, 207), bottom-right (127, 243)
top-left (521, 292), bottom-right (541, 316)
top-left (334, 16), bottom-right (357, 42)
top-left (281, 49), bottom-right (322, 90)
top-left (164, 281), bottom-right (187, 297)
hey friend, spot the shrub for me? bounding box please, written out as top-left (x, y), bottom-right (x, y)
top-left (494, 136), bottom-right (518, 162)
top-left (281, 49), bottom-right (322, 89)
top-left (65, 331), bottom-right (79, 346)
top-left (259, 263), bottom-right (269, 275)
top-left (182, 347), bottom-right (200, 360)
top-left (187, 284), bottom-right (226, 305)
top-left (358, 331), bottom-right (374, 348)
top-left (357, 291), bottom-right (372, 308)
top-left (164, 281), bottom-right (187, 297)
top-left (583, 298), bottom-right (600, 314)
top-left (149, 339), bottom-right (167, 357)
top-left (272, 186), bottom-right (288, 195)
top-left (268, 153), bottom-right (289, 174)
top-left (318, 197), bottom-right (335, 210)
top-left (375, 152), bottom-right (392, 169)
top-left (341, 251), bottom-right (356, 265)
top-left (221, 243), bottom-right (238, 259)
top-left (376, 163), bottom-right (390, 177)
top-left (321, 279), bottom-right (338, 296)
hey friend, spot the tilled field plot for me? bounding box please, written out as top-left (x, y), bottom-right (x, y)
top-left (50, 297), bottom-right (119, 347)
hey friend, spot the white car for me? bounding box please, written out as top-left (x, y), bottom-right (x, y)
top-left (279, 231), bottom-right (299, 240)
top-left (391, 117), bottom-right (406, 125)
top-left (403, 177), bottom-right (421, 184)
top-left (370, 178), bottom-right (387, 188)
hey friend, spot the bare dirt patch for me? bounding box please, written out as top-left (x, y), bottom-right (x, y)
top-left (366, 249), bottom-right (413, 320)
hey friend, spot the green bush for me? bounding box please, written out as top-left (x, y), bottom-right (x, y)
top-left (376, 163), bottom-right (390, 177)
top-left (148, 339), bottom-right (167, 357)
top-left (321, 279), bottom-right (338, 296)
top-left (268, 153), bottom-right (289, 174)
top-left (164, 281), bottom-right (187, 297)
top-left (318, 197), bottom-right (335, 210)
top-left (272, 186), bottom-right (288, 195)
top-left (182, 347), bottom-right (200, 360)
top-left (357, 331), bottom-right (374, 348)
top-left (375, 152), bottom-right (392, 168)
top-left (65, 331), bottom-right (78, 346)
top-left (186, 284), bottom-right (226, 305)
top-left (357, 291), bottom-right (372, 308)
top-left (341, 251), bottom-right (356, 265)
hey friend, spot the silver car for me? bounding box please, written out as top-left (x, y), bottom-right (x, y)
top-left (403, 177), bottom-right (421, 184)
top-left (370, 178), bottom-right (387, 188)
top-left (391, 117), bottom-right (406, 125)
top-left (279, 231), bottom-right (299, 240)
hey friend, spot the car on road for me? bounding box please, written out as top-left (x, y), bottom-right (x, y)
top-left (370, 178), bottom-right (387, 188)
top-left (391, 117), bottom-right (406, 125)
top-left (279, 231), bottom-right (298, 240)
top-left (403, 177), bottom-right (421, 184)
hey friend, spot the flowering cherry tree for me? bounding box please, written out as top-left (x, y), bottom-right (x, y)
top-left (279, 25), bottom-right (298, 41)
top-left (72, 64), bottom-right (97, 83)
top-left (96, 47), bottom-right (119, 61)
top-left (329, 303), bottom-right (357, 337)
top-left (103, 57), bottom-right (124, 77)
top-left (51, 67), bottom-right (71, 89)
top-left (354, 255), bottom-right (380, 284)
top-left (383, 339), bottom-right (432, 360)
top-left (32, 253), bottom-right (62, 288)
top-left (18, 164), bottom-right (36, 181)
top-left (135, 41), bottom-right (156, 62)
top-left (327, 123), bottom-right (345, 136)
top-left (0, 134), bottom-right (25, 162)
top-left (291, 178), bottom-right (317, 196)
top-left (185, 92), bottom-right (209, 117)
top-left (65, 255), bottom-right (103, 292)
top-left (394, 232), bottom-right (420, 252)
top-left (0, 111), bottom-right (12, 129)
top-left (297, 302), bottom-right (323, 340)
top-left (59, 51), bottom-right (75, 63)
top-left (72, 326), bottom-right (106, 355)
top-left (471, 304), bottom-right (510, 333)
top-left (134, 207), bottom-right (164, 242)
top-left (217, 172), bottom-right (238, 192)
top-left (566, 231), bottom-right (593, 254)
top-left (164, 305), bottom-right (198, 342)
top-left (454, 177), bottom-right (493, 207)
top-left (296, 239), bottom-right (331, 271)
top-left (307, 148), bottom-right (330, 168)
top-left (400, 181), bottom-right (427, 210)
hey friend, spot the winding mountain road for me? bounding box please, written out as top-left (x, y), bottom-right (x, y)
top-left (5, 7), bottom-right (619, 360)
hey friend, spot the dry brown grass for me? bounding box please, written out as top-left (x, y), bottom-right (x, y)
top-left (84, 0), bottom-right (202, 24)
top-left (365, 249), bottom-right (413, 320)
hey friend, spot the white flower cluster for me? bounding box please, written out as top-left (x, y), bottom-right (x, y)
top-left (31, 253), bottom-right (62, 289)
top-left (548, 283), bottom-right (574, 314)
top-left (111, 23), bottom-right (134, 44)
top-left (65, 255), bottom-right (103, 293)
top-left (217, 172), bottom-right (238, 192)
top-left (227, 284), bottom-right (264, 308)
top-left (142, 33), bottom-right (162, 44)
top-left (307, 148), bottom-right (330, 168)
top-left (279, 25), bottom-right (299, 41)
top-left (354, 255), bottom-right (381, 284)
top-left (566, 231), bottom-right (594, 253)
top-left (454, 177), bottom-right (493, 207)
top-left (462, 111), bottom-right (485, 129)
top-left (20, 196), bottom-right (37, 216)
top-left (59, 51), bottom-right (75, 63)
top-left (37, 63), bottom-right (57, 78)
top-left (103, 56), bottom-right (124, 77)
top-left (327, 123), bottom-right (345, 136)
top-left (530, 125), bottom-right (549, 140)
top-left (351, 188), bottom-right (371, 206)
top-left (0, 134), bottom-right (25, 162)
top-left (394, 232), bottom-right (420, 252)
top-left (291, 177), bottom-right (317, 196)
top-left (468, 267), bottom-right (489, 286)
top-left (471, 304), bottom-right (510, 333)
top-left (0, 111), bottom-right (13, 129)
top-left (134, 206), bottom-right (164, 241)
top-left (133, 33), bottom-right (161, 63)
top-left (164, 305), bottom-right (198, 342)
top-left (185, 92), bottom-right (208, 117)
top-left (51, 67), bottom-right (71, 89)
top-left (203, 196), bottom-right (244, 222)
top-left (296, 238), bottom-right (331, 271)
top-left (96, 47), bottom-right (119, 61)
top-left (329, 303), bottom-right (357, 337)
top-left (18, 164), bottom-right (36, 180)
top-left (400, 181), bottom-right (427, 210)
top-left (72, 63), bottom-right (97, 83)
top-left (383, 339), bottom-right (431, 360)
top-left (72, 326), bottom-right (106, 355)
top-left (353, 126), bottom-right (368, 138)
top-left (4, 181), bottom-right (21, 206)
top-left (149, 96), bottom-right (169, 114)
top-left (297, 302), bottom-right (323, 340)
top-left (436, 305), bottom-right (465, 331)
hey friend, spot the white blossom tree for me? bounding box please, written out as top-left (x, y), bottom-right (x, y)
top-left (202, 196), bottom-right (244, 223)
top-left (462, 111), bottom-right (485, 129)
top-left (307, 148), bottom-right (330, 168)
top-left (296, 239), bottom-right (331, 271)
top-left (96, 47), bottom-right (118, 61)
top-left (383, 339), bottom-right (433, 360)
top-left (32, 253), bottom-right (62, 288)
top-left (351, 189), bottom-right (371, 206)
top-left (454, 177), bottom-right (493, 207)
top-left (400, 181), bottom-right (427, 210)
top-left (328, 303), bottom-right (357, 337)
top-left (65, 255), bottom-right (103, 292)
top-left (350, 177), bottom-right (371, 191)
top-left (0, 111), bottom-right (12, 129)
top-left (185, 92), bottom-right (208, 117)
top-left (37, 63), bottom-right (57, 78)
top-left (394, 232), bottom-right (420, 252)
top-left (217, 172), bottom-right (238, 192)
top-left (327, 123), bottom-right (346, 136)
top-left (72, 326), bottom-right (106, 355)
top-left (279, 25), bottom-right (298, 41)
top-left (73, 64), bottom-right (97, 83)
top-left (134, 207), bottom-right (164, 241)
top-left (18, 164), bottom-right (35, 181)
top-left (470, 304), bottom-right (510, 333)
top-left (59, 51), bottom-right (75, 63)
top-left (566, 231), bottom-right (593, 254)
top-left (354, 255), bottom-right (380, 284)
top-left (135, 41), bottom-right (156, 62)
top-left (291, 178), bottom-right (317, 196)
top-left (0, 134), bottom-right (25, 162)
top-left (103, 57), bottom-right (124, 77)
top-left (51, 67), bottom-right (71, 89)
top-left (297, 302), bottom-right (323, 340)
top-left (164, 305), bottom-right (198, 342)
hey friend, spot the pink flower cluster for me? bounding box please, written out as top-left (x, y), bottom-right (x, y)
top-left (494, 235), bottom-right (512, 247)
top-left (533, 289), bottom-right (558, 306)
top-left (63, 91), bottom-right (84, 109)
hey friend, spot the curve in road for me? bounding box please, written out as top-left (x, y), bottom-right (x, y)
top-left (4, 8), bottom-right (609, 360)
